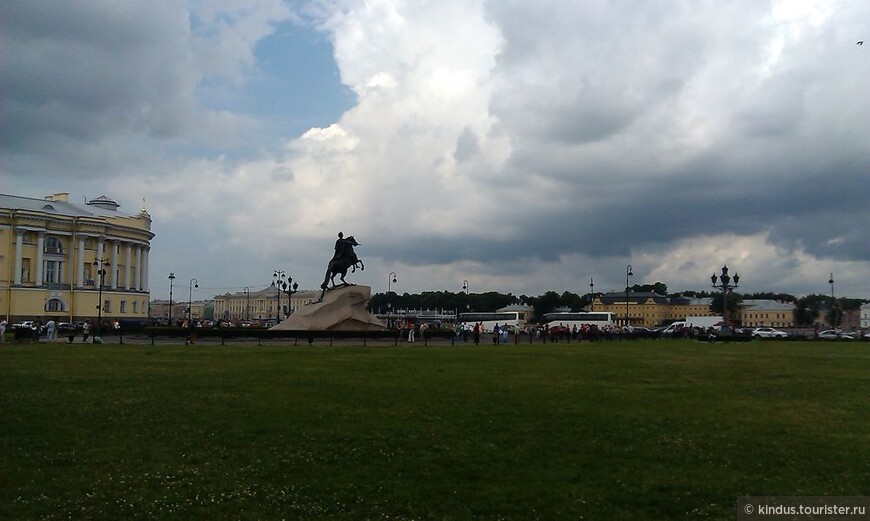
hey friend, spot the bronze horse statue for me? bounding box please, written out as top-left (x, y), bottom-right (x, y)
top-left (319, 235), bottom-right (364, 300)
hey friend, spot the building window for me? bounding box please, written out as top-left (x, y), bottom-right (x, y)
top-left (120, 301), bottom-right (127, 313)
top-left (44, 237), bottom-right (64, 254)
top-left (44, 260), bottom-right (63, 284)
top-left (85, 238), bottom-right (96, 251)
top-left (83, 263), bottom-right (94, 285)
top-left (132, 301), bottom-right (138, 313)
top-left (21, 258), bottom-right (31, 283)
top-left (104, 300), bottom-right (111, 313)
top-left (45, 298), bottom-right (65, 312)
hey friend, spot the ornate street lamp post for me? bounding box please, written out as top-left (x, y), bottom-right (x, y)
top-left (243, 287), bottom-right (250, 322)
top-left (711, 265), bottom-right (739, 332)
top-left (462, 280), bottom-right (470, 312)
top-left (625, 265), bottom-right (633, 328)
top-left (387, 272), bottom-right (397, 328)
top-left (829, 273), bottom-right (837, 328)
top-left (168, 272), bottom-right (175, 326)
top-left (187, 278), bottom-right (198, 344)
top-left (273, 271), bottom-right (299, 320)
top-left (589, 277), bottom-right (595, 312)
top-left (93, 257), bottom-right (110, 342)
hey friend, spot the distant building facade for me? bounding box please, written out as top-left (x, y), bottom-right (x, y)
top-left (150, 299), bottom-right (212, 326)
top-left (736, 300), bottom-right (795, 328)
top-left (591, 292), bottom-right (716, 327)
top-left (1, 193), bottom-right (153, 323)
top-left (213, 287), bottom-right (318, 323)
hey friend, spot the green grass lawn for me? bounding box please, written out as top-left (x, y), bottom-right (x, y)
top-left (1, 341), bottom-right (868, 520)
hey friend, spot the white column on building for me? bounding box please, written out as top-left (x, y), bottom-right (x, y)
top-left (36, 232), bottom-right (45, 286)
top-left (97, 239), bottom-right (105, 263)
top-left (77, 237), bottom-right (85, 287)
top-left (125, 243), bottom-right (132, 289)
top-left (135, 246), bottom-right (143, 291)
top-left (13, 230), bottom-right (23, 285)
top-left (142, 248), bottom-right (149, 292)
top-left (110, 240), bottom-right (119, 289)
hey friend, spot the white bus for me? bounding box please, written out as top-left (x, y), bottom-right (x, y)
top-left (542, 312), bottom-right (616, 330)
top-left (459, 311), bottom-right (527, 333)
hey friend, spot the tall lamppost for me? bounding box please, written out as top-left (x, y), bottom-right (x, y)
top-left (711, 265), bottom-right (739, 330)
top-left (829, 273), bottom-right (837, 328)
top-left (187, 278), bottom-right (198, 344)
top-left (168, 272), bottom-right (175, 326)
top-left (243, 287), bottom-right (250, 322)
top-left (387, 272), bottom-right (397, 328)
top-left (274, 271), bottom-right (298, 319)
top-left (625, 265), bottom-right (633, 327)
top-left (93, 257), bottom-right (110, 342)
top-left (462, 280), bottom-right (470, 312)
top-left (589, 277), bottom-right (595, 312)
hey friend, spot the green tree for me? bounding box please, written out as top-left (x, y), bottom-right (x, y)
top-left (710, 292), bottom-right (741, 318)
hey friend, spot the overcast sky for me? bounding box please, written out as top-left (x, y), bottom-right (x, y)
top-left (2, 0), bottom-right (868, 302)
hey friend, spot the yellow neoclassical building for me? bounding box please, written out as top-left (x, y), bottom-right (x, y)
top-left (1, 192), bottom-right (154, 324)
top-left (213, 287), bottom-right (319, 323)
top-left (590, 293), bottom-right (716, 327)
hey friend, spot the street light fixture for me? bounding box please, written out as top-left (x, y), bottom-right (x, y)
top-left (625, 265), bottom-right (633, 328)
top-left (243, 287), bottom-right (250, 322)
top-left (589, 277), bottom-right (595, 312)
top-left (93, 257), bottom-right (110, 342)
top-left (188, 278), bottom-right (198, 344)
top-left (387, 272), bottom-right (397, 329)
top-left (168, 272), bottom-right (175, 326)
top-left (711, 265), bottom-right (739, 331)
top-left (462, 280), bottom-right (470, 312)
top-left (829, 273), bottom-right (837, 328)
top-left (273, 270), bottom-right (299, 321)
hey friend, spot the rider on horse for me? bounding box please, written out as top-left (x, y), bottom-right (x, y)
top-left (320, 232), bottom-right (364, 299)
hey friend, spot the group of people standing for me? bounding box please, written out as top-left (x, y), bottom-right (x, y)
top-left (0, 318), bottom-right (121, 343)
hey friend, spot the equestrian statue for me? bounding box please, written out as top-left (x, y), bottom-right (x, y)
top-left (319, 232), bottom-right (364, 301)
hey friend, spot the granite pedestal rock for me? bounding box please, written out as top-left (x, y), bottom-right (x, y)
top-left (270, 285), bottom-right (386, 331)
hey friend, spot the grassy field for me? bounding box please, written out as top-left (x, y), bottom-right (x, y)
top-left (1, 341), bottom-right (868, 520)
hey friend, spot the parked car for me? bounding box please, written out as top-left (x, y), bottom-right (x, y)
top-left (752, 327), bottom-right (788, 339)
top-left (661, 321), bottom-right (687, 337)
top-left (57, 322), bottom-right (75, 332)
top-left (630, 326), bottom-right (660, 339)
top-left (12, 320), bottom-right (44, 332)
top-left (818, 329), bottom-right (855, 340)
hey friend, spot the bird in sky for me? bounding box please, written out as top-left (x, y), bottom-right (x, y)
top-left (858, 41), bottom-right (864, 45)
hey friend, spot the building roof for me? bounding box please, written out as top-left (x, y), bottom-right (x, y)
top-left (597, 292), bottom-right (670, 305)
top-left (498, 304), bottom-right (534, 312)
top-left (740, 299), bottom-right (796, 311)
top-left (0, 193), bottom-right (143, 219)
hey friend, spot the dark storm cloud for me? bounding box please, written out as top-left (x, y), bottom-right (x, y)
top-left (0, 1), bottom-right (195, 160)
